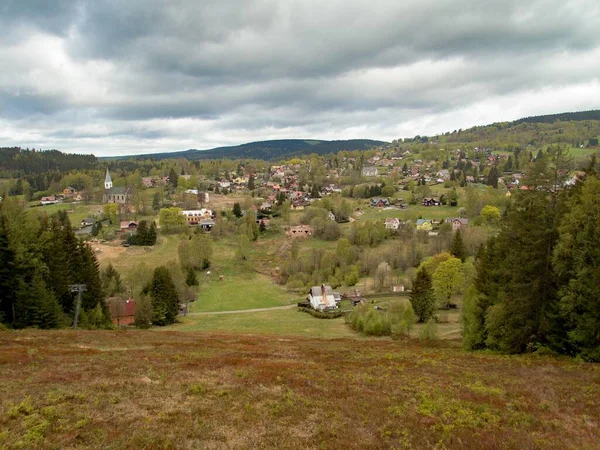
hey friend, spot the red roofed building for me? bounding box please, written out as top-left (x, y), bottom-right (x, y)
top-left (109, 299), bottom-right (136, 326)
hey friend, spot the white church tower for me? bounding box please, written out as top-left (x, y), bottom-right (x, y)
top-left (104, 168), bottom-right (113, 190)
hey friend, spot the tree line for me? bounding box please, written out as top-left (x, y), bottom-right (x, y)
top-left (0, 199), bottom-right (110, 328)
top-left (463, 149), bottom-right (600, 361)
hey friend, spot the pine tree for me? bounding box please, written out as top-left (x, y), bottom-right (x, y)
top-left (409, 267), bottom-right (436, 323)
top-left (247, 174), bottom-right (255, 190)
top-left (232, 202), bottom-right (242, 218)
top-left (450, 229), bottom-right (468, 262)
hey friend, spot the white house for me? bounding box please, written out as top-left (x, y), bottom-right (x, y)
top-left (384, 218), bottom-right (401, 230)
top-left (362, 166), bottom-right (378, 177)
top-left (307, 285), bottom-right (340, 311)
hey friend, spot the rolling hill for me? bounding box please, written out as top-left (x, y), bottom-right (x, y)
top-left (111, 139), bottom-right (388, 161)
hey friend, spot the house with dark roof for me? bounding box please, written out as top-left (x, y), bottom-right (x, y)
top-left (446, 218), bottom-right (468, 231)
top-left (370, 197), bottom-right (391, 207)
top-left (421, 197), bottom-right (440, 207)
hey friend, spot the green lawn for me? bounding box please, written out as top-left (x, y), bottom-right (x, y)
top-left (562, 145), bottom-right (599, 162)
top-left (27, 203), bottom-right (101, 228)
top-left (358, 205), bottom-right (460, 221)
top-left (165, 308), bottom-right (359, 338)
top-left (191, 273), bottom-right (298, 312)
top-left (102, 234), bottom-right (180, 277)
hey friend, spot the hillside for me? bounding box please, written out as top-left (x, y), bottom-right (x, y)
top-left (414, 109), bottom-right (600, 150)
top-left (113, 139), bottom-right (388, 161)
top-left (1, 330), bottom-right (599, 449)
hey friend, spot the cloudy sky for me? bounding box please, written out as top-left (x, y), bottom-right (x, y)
top-left (1, 0), bottom-right (599, 156)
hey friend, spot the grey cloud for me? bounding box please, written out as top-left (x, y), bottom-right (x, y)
top-left (0, 0), bottom-right (599, 155)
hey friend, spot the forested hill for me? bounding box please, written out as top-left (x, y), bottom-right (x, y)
top-left (109, 139), bottom-right (388, 161)
top-left (513, 109), bottom-right (600, 125)
top-left (0, 147), bottom-right (97, 176)
top-left (408, 109), bottom-right (600, 149)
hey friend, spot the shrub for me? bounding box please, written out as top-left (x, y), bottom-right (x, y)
top-left (298, 307), bottom-right (343, 319)
top-left (419, 318), bottom-right (439, 341)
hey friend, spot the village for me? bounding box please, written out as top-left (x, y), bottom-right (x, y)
top-left (20, 141), bottom-right (586, 329)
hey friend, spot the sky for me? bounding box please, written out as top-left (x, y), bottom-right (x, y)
top-left (1, 0), bottom-right (599, 157)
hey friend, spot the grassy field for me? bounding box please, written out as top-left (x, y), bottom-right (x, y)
top-left (358, 205), bottom-right (460, 221)
top-left (190, 274), bottom-right (298, 312)
top-left (28, 203), bottom-right (102, 228)
top-left (169, 308), bottom-right (357, 338)
top-left (98, 234), bottom-right (180, 278)
top-left (1, 330), bottom-right (599, 449)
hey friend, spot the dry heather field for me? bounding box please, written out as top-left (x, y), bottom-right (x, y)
top-left (1, 330), bottom-right (599, 450)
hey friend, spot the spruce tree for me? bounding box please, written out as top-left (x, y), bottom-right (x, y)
top-left (553, 174), bottom-right (600, 360)
top-left (134, 220), bottom-right (148, 245)
top-left (146, 221), bottom-right (157, 245)
top-left (247, 174), bottom-right (255, 190)
top-left (232, 202), bottom-right (243, 218)
top-left (0, 216), bottom-right (18, 325)
top-left (144, 266), bottom-right (180, 326)
top-left (15, 275), bottom-right (62, 329)
top-left (450, 229), bottom-right (468, 262)
top-left (409, 267), bottom-right (436, 323)
top-left (169, 168), bottom-right (178, 188)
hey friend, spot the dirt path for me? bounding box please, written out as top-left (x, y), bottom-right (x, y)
top-left (184, 304), bottom-right (296, 316)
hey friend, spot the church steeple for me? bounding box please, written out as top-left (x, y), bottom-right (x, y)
top-left (104, 168), bottom-right (113, 190)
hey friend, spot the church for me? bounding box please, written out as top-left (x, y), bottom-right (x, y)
top-left (102, 169), bottom-right (132, 204)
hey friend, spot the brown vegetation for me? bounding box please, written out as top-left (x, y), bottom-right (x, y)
top-left (0, 330), bottom-right (599, 449)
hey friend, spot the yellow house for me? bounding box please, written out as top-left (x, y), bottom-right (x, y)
top-left (416, 219), bottom-right (432, 231)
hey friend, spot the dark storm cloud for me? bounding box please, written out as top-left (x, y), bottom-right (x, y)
top-left (0, 0), bottom-right (599, 155)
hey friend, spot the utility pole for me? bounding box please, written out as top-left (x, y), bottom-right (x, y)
top-left (70, 284), bottom-right (87, 329)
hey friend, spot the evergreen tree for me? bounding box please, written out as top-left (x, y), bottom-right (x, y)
top-left (0, 215), bottom-right (18, 324)
top-left (469, 149), bottom-right (571, 353)
top-left (146, 221), bottom-right (157, 245)
top-left (134, 294), bottom-right (153, 329)
top-left (143, 266), bottom-right (179, 326)
top-left (448, 188), bottom-right (458, 206)
top-left (311, 184), bottom-right (320, 198)
top-left (15, 275), bottom-right (62, 329)
top-left (450, 229), bottom-right (468, 262)
top-left (101, 263), bottom-right (124, 297)
top-left (487, 166), bottom-right (499, 188)
top-left (134, 220), bottom-right (149, 245)
top-left (168, 168), bottom-right (178, 188)
top-left (185, 267), bottom-right (198, 287)
top-left (247, 174), bottom-right (255, 190)
top-left (232, 202), bottom-right (243, 218)
top-left (152, 192), bottom-right (161, 212)
top-left (409, 267), bottom-right (436, 323)
top-left (553, 174), bottom-right (600, 361)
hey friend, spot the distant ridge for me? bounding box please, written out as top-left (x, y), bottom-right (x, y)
top-left (511, 109), bottom-right (600, 125)
top-left (106, 139), bottom-right (387, 161)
